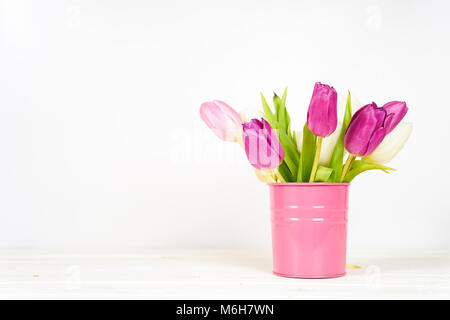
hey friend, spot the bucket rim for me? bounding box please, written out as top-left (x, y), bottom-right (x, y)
top-left (268, 182), bottom-right (350, 186)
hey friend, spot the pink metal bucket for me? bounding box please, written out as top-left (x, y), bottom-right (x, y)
top-left (269, 183), bottom-right (349, 278)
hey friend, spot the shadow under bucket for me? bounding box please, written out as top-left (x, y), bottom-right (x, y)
top-left (269, 183), bottom-right (350, 279)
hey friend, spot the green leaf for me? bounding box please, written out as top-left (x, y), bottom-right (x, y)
top-left (278, 161), bottom-right (293, 182)
top-left (328, 91), bottom-right (353, 182)
top-left (262, 89), bottom-right (299, 180)
top-left (297, 123), bottom-right (316, 182)
top-left (278, 129), bottom-right (299, 178)
top-left (281, 88), bottom-right (288, 125)
top-left (314, 166), bottom-right (334, 182)
top-left (276, 88), bottom-right (291, 138)
top-left (261, 93), bottom-right (277, 129)
top-left (343, 160), bottom-right (396, 182)
top-left (273, 93), bottom-right (281, 120)
top-left (281, 87), bottom-right (288, 109)
top-left (278, 102), bottom-right (287, 133)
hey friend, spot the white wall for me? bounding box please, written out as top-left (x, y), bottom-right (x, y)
top-left (0, 0), bottom-right (449, 249)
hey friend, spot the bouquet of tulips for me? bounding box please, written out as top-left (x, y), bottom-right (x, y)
top-left (200, 82), bottom-right (412, 183)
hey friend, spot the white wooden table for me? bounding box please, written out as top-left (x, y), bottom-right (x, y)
top-left (0, 249), bottom-right (449, 299)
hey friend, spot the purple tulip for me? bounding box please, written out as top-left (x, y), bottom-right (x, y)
top-left (307, 82), bottom-right (338, 137)
top-left (382, 101), bottom-right (408, 134)
top-left (242, 118), bottom-right (284, 170)
top-left (200, 100), bottom-right (242, 142)
top-left (344, 102), bottom-right (389, 157)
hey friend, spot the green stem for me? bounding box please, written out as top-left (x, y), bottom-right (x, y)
top-left (340, 154), bottom-right (356, 182)
top-left (309, 136), bottom-right (322, 183)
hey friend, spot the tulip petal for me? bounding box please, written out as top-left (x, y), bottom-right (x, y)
top-left (294, 129), bottom-right (303, 153)
top-left (344, 103), bottom-right (387, 156)
top-left (243, 118), bottom-right (284, 170)
top-left (327, 92), bottom-right (338, 135)
top-left (240, 108), bottom-right (263, 123)
top-left (307, 82), bottom-right (338, 137)
top-left (363, 122), bottom-right (413, 164)
top-left (254, 168), bottom-right (276, 183)
top-left (319, 122), bottom-right (343, 167)
top-left (365, 126), bottom-right (387, 156)
top-left (382, 101), bottom-right (408, 134)
top-left (200, 100), bottom-right (242, 142)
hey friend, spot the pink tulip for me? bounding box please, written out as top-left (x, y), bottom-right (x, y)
top-left (200, 100), bottom-right (243, 142)
top-left (344, 100), bottom-right (409, 157)
top-left (382, 101), bottom-right (408, 134)
top-left (343, 102), bottom-right (388, 156)
top-left (242, 118), bottom-right (284, 170)
top-left (307, 82), bottom-right (338, 137)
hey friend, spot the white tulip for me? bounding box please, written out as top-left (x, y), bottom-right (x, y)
top-left (363, 122), bottom-right (413, 164)
top-left (294, 129), bottom-right (303, 152)
top-left (239, 108), bottom-right (264, 123)
top-left (295, 122), bottom-right (342, 167)
top-left (319, 121), bottom-right (343, 166)
top-left (254, 168), bottom-right (277, 183)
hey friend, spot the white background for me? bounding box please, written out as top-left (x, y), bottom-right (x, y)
top-left (0, 0), bottom-right (449, 250)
